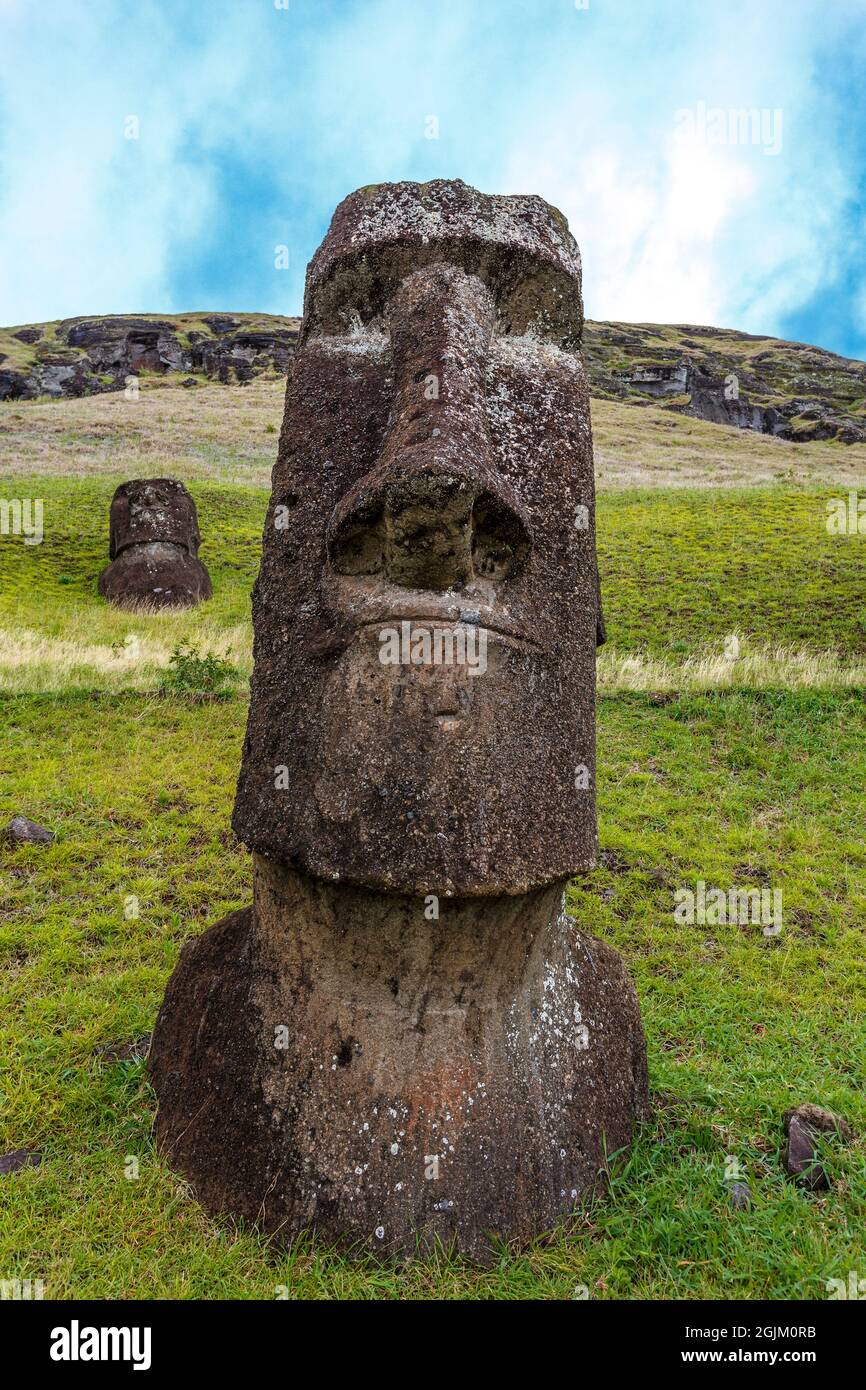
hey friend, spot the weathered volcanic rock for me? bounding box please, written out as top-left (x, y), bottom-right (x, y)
top-left (99, 478), bottom-right (212, 610)
top-left (782, 1103), bottom-right (853, 1190)
top-left (233, 183), bottom-right (599, 894)
top-left (7, 815), bottom-right (54, 845)
top-left (685, 373), bottom-right (786, 435)
top-left (0, 314), bottom-right (300, 399)
top-left (3, 303), bottom-right (864, 441)
top-left (0, 1148), bottom-right (42, 1175)
top-left (0, 369), bottom-right (30, 401)
top-left (150, 179), bottom-right (648, 1260)
top-left (150, 870), bottom-right (649, 1261)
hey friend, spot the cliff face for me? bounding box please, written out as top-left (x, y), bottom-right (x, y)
top-left (2, 312), bottom-right (864, 445)
top-left (584, 321), bottom-right (866, 445)
top-left (0, 313), bottom-right (299, 402)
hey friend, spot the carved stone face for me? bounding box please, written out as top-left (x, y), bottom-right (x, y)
top-left (99, 478), bottom-right (212, 610)
top-left (233, 180), bottom-right (601, 895)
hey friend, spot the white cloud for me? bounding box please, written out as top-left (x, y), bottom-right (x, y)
top-left (0, 0), bottom-right (862, 355)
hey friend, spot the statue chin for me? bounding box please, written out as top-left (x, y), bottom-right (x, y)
top-left (293, 627), bottom-right (594, 896)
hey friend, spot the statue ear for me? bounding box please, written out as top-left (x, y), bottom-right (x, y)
top-left (595, 562), bottom-right (606, 647)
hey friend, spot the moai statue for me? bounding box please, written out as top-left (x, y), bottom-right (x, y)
top-left (99, 478), bottom-right (212, 609)
top-left (149, 180), bottom-right (649, 1260)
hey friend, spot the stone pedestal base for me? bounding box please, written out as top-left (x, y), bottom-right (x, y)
top-left (149, 859), bottom-right (649, 1260)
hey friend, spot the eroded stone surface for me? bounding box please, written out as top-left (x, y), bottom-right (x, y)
top-left (782, 1103), bottom-right (854, 1190)
top-left (7, 815), bottom-right (54, 845)
top-left (0, 1149), bottom-right (41, 1175)
top-left (232, 180), bottom-right (602, 896)
top-left (150, 870), bottom-right (648, 1260)
top-left (99, 478), bottom-right (212, 610)
top-left (150, 180), bottom-right (648, 1259)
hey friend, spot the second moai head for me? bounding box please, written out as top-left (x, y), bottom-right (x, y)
top-left (99, 478), bottom-right (212, 610)
top-left (233, 179), bottom-right (602, 896)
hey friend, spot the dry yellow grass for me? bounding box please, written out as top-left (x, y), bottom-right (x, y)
top-left (0, 619), bottom-right (251, 693)
top-left (2, 374), bottom-right (865, 490)
top-left (592, 398), bottom-right (866, 489)
top-left (3, 621), bottom-right (863, 695)
top-left (0, 376), bottom-right (286, 488)
top-left (597, 637), bottom-right (866, 693)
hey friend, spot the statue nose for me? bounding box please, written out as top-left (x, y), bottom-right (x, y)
top-left (329, 262), bottom-right (530, 594)
top-left (330, 472), bottom-right (528, 591)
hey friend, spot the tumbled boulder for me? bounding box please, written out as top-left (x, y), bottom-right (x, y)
top-left (6, 815), bottom-right (54, 846)
top-left (783, 1103), bottom-right (854, 1190)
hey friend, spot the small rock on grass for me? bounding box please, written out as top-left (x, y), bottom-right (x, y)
top-left (93, 1035), bottom-right (152, 1063)
top-left (0, 1149), bottom-right (41, 1175)
top-left (728, 1181), bottom-right (752, 1210)
top-left (783, 1104), bottom-right (854, 1141)
top-left (7, 815), bottom-right (54, 845)
top-left (783, 1104), bottom-right (853, 1190)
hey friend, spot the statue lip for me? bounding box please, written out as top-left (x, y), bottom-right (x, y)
top-left (324, 578), bottom-right (549, 653)
top-left (355, 611), bottom-right (542, 652)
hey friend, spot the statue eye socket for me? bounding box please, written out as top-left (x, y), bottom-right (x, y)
top-left (471, 494), bottom-right (529, 582)
top-left (330, 503), bottom-right (385, 576)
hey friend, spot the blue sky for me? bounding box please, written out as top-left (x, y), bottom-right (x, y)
top-left (1, 0), bottom-right (865, 358)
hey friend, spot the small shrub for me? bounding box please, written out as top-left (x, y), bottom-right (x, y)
top-left (159, 640), bottom-right (238, 700)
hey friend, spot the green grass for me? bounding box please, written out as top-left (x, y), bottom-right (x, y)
top-left (0, 476), bottom-right (262, 635)
top-left (2, 477), bottom-right (865, 663)
top-left (0, 688), bottom-right (863, 1298)
top-left (1, 459), bottom-right (864, 1298)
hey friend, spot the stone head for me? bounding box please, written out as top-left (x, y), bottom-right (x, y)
top-left (108, 478), bottom-right (202, 558)
top-left (99, 477), bottom-right (212, 610)
top-left (233, 179), bottom-right (602, 895)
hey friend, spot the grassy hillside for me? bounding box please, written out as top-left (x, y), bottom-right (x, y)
top-left (586, 319), bottom-right (866, 413)
top-left (1, 475), bottom-right (866, 694)
top-left (1, 688), bottom-right (863, 1298)
top-left (1, 380), bottom-right (864, 1300)
top-left (3, 311), bottom-right (865, 441)
top-left (2, 374), bottom-right (866, 493)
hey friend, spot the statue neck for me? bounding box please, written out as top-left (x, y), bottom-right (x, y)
top-left (252, 854), bottom-right (568, 1017)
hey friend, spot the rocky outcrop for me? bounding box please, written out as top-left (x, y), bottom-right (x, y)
top-left (685, 375), bottom-right (866, 443)
top-left (684, 370), bottom-right (787, 436)
top-left (186, 326), bottom-right (297, 383)
top-left (584, 320), bottom-right (866, 444)
top-left (605, 354), bottom-right (865, 444)
top-left (1, 309), bottom-right (863, 443)
top-left (626, 362), bottom-right (691, 397)
top-left (0, 313), bottom-right (299, 400)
